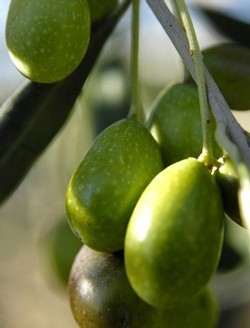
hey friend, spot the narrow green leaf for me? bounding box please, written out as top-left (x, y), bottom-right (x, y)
top-left (200, 8), bottom-right (250, 49)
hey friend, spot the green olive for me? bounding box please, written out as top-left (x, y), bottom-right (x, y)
top-left (5, 0), bottom-right (90, 83)
top-left (148, 83), bottom-right (222, 166)
top-left (203, 43), bottom-right (250, 110)
top-left (125, 158), bottom-right (225, 308)
top-left (155, 286), bottom-right (218, 328)
top-left (66, 118), bottom-right (163, 252)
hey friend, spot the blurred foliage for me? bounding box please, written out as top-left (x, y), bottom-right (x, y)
top-left (200, 8), bottom-right (250, 49)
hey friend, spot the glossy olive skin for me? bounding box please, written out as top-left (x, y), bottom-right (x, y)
top-left (66, 118), bottom-right (163, 252)
top-left (125, 158), bottom-right (225, 308)
top-left (155, 287), bottom-right (218, 328)
top-left (148, 83), bottom-right (222, 166)
top-left (68, 246), bottom-right (157, 328)
top-left (89, 0), bottom-right (118, 22)
top-left (5, 0), bottom-right (90, 83)
top-left (214, 156), bottom-right (243, 227)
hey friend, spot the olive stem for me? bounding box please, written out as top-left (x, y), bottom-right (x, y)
top-left (172, 0), bottom-right (215, 166)
top-left (128, 0), bottom-right (144, 121)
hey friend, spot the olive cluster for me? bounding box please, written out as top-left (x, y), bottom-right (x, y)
top-left (63, 81), bottom-right (245, 327)
top-left (5, 2), bottom-right (246, 327)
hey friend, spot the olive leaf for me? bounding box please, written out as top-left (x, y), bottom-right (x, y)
top-left (146, 0), bottom-right (250, 226)
top-left (199, 8), bottom-right (250, 49)
top-left (0, 0), bottom-right (131, 205)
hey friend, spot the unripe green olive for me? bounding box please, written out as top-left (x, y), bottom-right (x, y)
top-left (125, 158), bottom-right (225, 308)
top-left (155, 286), bottom-right (218, 328)
top-left (148, 83), bottom-right (222, 166)
top-left (203, 43), bottom-right (250, 110)
top-left (5, 0), bottom-right (90, 83)
top-left (66, 118), bottom-right (163, 252)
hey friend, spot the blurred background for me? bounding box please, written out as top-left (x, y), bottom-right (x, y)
top-left (1, 0), bottom-right (250, 327)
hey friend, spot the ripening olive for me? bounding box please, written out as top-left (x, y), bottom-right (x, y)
top-left (68, 246), bottom-right (157, 328)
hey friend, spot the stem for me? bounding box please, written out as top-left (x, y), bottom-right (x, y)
top-left (173, 0), bottom-right (215, 166)
top-left (169, 1), bottom-right (183, 26)
top-left (128, 0), bottom-right (144, 121)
